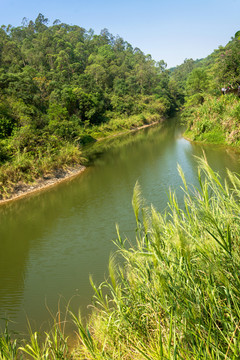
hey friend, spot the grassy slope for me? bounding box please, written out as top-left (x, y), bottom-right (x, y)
top-left (183, 94), bottom-right (240, 147)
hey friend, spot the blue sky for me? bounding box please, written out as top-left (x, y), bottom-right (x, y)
top-left (1, 0), bottom-right (240, 68)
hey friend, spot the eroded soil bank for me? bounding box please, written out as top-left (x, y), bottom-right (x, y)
top-left (0, 165), bottom-right (86, 205)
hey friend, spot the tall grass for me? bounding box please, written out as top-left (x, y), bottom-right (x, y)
top-left (73, 156), bottom-right (240, 359)
top-left (0, 323), bottom-right (18, 360)
top-left (1, 157), bottom-right (240, 359)
top-left (0, 311), bottom-right (72, 359)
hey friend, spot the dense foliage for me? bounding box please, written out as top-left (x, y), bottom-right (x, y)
top-left (0, 14), bottom-right (178, 198)
top-left (174, 31), bottom-right (240, 143)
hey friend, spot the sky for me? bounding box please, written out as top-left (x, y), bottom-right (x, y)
top-left (0, 0), bottom-right (240, 68)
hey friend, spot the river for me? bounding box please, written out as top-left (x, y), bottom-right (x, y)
top-left (0, 118), bottom-right (240, 334)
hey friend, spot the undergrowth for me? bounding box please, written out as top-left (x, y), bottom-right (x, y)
top-left (182, 94), bottom-right (240, 146)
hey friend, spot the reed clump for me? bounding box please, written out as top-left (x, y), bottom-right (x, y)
top-left (73, 157), bottom-right (240, 359)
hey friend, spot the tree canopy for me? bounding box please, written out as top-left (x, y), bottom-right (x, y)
top-left (0, 14), bottom-right (178, 142)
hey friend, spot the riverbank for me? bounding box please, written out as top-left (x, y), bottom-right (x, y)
top-left (183, 133), bottom-right (240, 156)
top-left (0, 119), bottom-right (161, 205)
top-left (182, 94), bottom-right (240, 148)
top-left (96, 120), bottom-right (160, 141)
top-left (0, 164), bottom-right (86, 205)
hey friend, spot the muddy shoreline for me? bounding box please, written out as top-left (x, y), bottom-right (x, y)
top-left (0, 121), bottom-right (161, 206)
top-left (0, 165), bottom-right (86, 206)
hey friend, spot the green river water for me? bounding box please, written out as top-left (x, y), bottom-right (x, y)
top-left (0, 118), bottom-right (240, 334)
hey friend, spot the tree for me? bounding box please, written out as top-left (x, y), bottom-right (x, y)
top-left (34, 13), bottom-right (48, 32)
top-left (185, 68), bottom-right (209, 106)
top-left (186, 68), bottom-right (209, 95)
top-left (217, 37), bottom-right (240, 86)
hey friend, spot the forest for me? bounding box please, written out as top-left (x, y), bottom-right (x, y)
top-left (0, 14), bottom-right (180, 198)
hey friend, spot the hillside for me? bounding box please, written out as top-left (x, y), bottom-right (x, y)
top-left (0, 14), bottom-right (178, 198)
top-left (171, 31), bottom-right (240, 145)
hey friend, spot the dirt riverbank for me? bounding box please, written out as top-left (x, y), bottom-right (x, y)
top-left (0, 165), bottom-right (86, 205)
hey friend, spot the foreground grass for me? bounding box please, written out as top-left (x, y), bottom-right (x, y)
top-left (1, 157), bottom-right (240, 359)
top-left (183, 94), bottom-right (240, 146)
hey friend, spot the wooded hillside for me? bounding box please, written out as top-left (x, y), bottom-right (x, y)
top-left (0, 14), bottom-right (178, 198)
